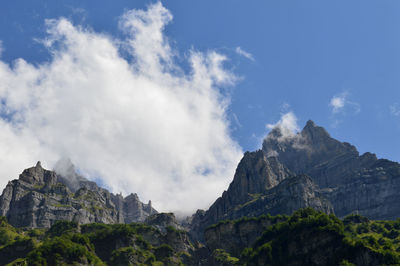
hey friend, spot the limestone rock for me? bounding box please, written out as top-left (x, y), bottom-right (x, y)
top-left (204, 215), bottom-right (287, 257)
top-left (145, 212), bottom-right (184, 233)
top-left (263, 120), bottom-right (400, 219)
top-left (0, 162), bottom-right (157, 228)
top-left (189, 120), bottom-right (400, 241)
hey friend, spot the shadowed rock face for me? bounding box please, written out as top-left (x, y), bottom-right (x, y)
top-left (0, 162), bottom-right (157, 228)
top-left (189, 149), bottom-right (333, 240)
top-left (263, 120), bottom-right (400, 219)
top-left (263, 120), bottom-right (361, 187)
top-left (190, 120), bottom-right (400, 240)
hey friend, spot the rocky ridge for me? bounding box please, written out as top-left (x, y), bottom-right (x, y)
top-left (0, 161), bottom-right (157, 228)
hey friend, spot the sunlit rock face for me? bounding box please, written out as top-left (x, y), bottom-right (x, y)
top-left (0, 161), bottom-right (157, 228)
top-left (190, 120), bottom-right (400, 240)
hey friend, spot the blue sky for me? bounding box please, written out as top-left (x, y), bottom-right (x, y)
top-left (1, 0), bottom-right (399, 160)
top-left (0, 1), bottom-right (399, 211)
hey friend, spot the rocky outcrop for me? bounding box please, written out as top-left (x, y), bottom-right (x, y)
top-left (204, 215), bottom-right (288, 257)
top-left (145, 212), bottom-right (185, 233)
top-left (262, 120), bottom-right (361, 188)
top-left (228, 175), bottom-right (333, 220)
top-left (189, 151), bottom-right (296, 239)
top-left (0, 161), bottom-right (157, 228)
top-left (189, 150), bottom-right (332, 240)
top-left (124, 193), bottom-right (155, 223)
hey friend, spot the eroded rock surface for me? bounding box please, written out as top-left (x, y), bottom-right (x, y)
top-left (0, 161), bottom-right (157, 228)
top-left (189, 120), bottom-right (400, 240)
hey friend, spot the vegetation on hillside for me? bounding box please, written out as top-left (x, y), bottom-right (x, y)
top-left (0, 218), bottom-right (188, 265)
top-left (3, 209), bottom-right (400, 265)
top-left (213, 209), bottom-right (400, 265)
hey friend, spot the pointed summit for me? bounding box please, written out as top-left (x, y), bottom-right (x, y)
top-left (305, 120), bottom-right (316, 128)
top-left (19, 161), bottom-right (56, 185)
top-left (301, 120), bottom-right (331, 143)
top-left (262, 119), bottom-right (359, 178)
top-left (35, 161), bottom-right (42, 168)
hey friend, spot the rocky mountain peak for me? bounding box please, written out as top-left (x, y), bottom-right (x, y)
top-left (262, 120), bottom-right (359, 175)
top-left (18, 161), bottom-right (57, 186)
top-left (126, 193), bottom-right (139, 201)
top-left (305, 119), bottom-right (316, 127)
top-left (301, 119), bottom-right (330, 140)
top-left (0, 162), bottom-right (158, 228)
top-left (188, 118), bottom-right (400, 241)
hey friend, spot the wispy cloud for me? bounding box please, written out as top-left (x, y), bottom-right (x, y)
top-left (232, 113), bottom-right (242, 128)
top-left (264, 111), bottom-right (310, 156)
top-left (280, 102), bottom-right (291, 113)
top-left (235, 46), bottom-right (254, 61)
top-left (390, 103), bottom-right (400, 116)
top-left (266, 112), bottom-right (300, 139)
top-left (0, 40), bottom-right (3, 57)
top-left (329, 92), bottom-right (360, 114)
top-left (0, 3), bottom-right (243, 214)
top-left (329, 92), bottom-right (360, 127)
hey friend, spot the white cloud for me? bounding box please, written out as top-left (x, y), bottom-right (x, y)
top-left (0, 41), bottom-right (3, 57)
top-left (330, 94), bottom-right (346, 113)
top-left (329, 92), bottom-right (360, 127)
top-left (264, 112), bottom-right (310, 154)
top-left (0, 2), bottom-right (243, 214)
top-left (235, 46), bottom-right (254, 61)
top-left (266, 112), bottom-right (300, 140)
top-left (390, 103), bottom-right (400, 116)
top-left (329, 92), bottom-right (360, 114)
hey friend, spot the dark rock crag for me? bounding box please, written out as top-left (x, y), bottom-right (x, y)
top-left (190, 120), bottom-right (400, 240)
top-left (0, 161), bottom-right (157, 228)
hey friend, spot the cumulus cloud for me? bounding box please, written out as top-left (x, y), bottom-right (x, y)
top-left (0, 2), bottom-right (243, 214)
top-left (235, 46), bottom-right (254, 61)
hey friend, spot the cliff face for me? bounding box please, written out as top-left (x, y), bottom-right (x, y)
top-left (204, 215), bottom-right (288, 257)
top-left (0, 161), bottom-right (157, 228)
top-left (262, 120), bottom-right (400, 219)
top-left (189, 153), bottom-right (333, 240)
top-left (190, 120), bottom-right (400, 240)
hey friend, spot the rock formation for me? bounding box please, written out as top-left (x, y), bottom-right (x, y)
top-left (0, 161), bottom-right (157, 228)
top-left (189, 120), bottom-right (400, 240)
top-left (262, 120), bottom-right (400, 219)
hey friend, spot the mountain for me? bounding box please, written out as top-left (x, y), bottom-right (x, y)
top-left (189, 120), bottom-right (400, 240)
top-left (1, 119), bottom-right (400, 265)
top-left (262, 120), bottom-right (400, 219)
top-left (0, 160), bottom-right (157, 228)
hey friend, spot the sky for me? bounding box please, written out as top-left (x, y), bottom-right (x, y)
top-left (0, 1), bottom-right (399, 214)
